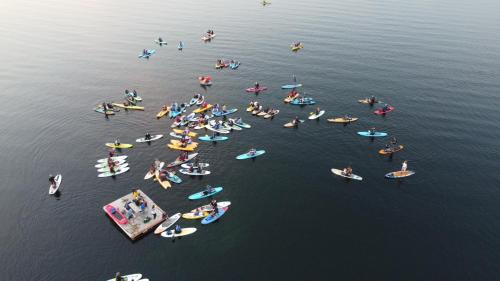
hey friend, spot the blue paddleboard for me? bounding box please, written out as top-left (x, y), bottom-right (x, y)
top-left (188, 187), bottom-right (223, 200)
top-left (201, 207), bottom-right (228, 225)
top-left (236, 150), bottom-right (266, 160)
top-left (281, 84), bottom-right (302, 89)
top-left (213, 108), bottom-right (238, 117)
top-left (357, 131), bottom-right (388, 137)
top-left (198, 135), bottom-right (229, 142)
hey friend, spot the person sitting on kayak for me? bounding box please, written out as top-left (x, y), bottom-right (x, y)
top-left (294, 42), bottom-right (301, 47)
top-left (254, 82), bottom-right (260, 90)
top-left (369, 96), bottom-right (376, 104)
top-left (401, 160), bottom-right (408, 172)
top-left (145, 133), bottom-right (151, 140)
top-left (344, 114), bottom-right (351, 121)
top-left (49, 174), bottom-right (56, 186)
top-left (382, 104), bottom-right (390, 112)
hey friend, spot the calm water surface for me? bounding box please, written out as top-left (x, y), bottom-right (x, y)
top-left (1, 0), bottom-right (500, 280)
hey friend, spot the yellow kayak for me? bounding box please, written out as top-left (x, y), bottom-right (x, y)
top-left (155, 170), bottom-right (171, 189)
top-left (291, 44), bottom-right (304, 51)
top-left (172, 129), bottom-right (197, 137)
top-left (112, 103), bottom-right (145, 111)
top-left (246, 106), bottom-right (254, 112)
top-left (193, 104), bottom-right (213, 113)
top-left (167, 144), bottom-right (196, 151)
top-left (327, 117), bottom-right (359, 123)
top-left (170, 139), bottom-right (198, 148)
top-left (284, 94), bottom-right (299, 103)
top-left (105, 143), bottom-right (133, 149)
top-left (182, 211), bottom-right (209, 219)
top-left (156, 107), bottom-right (170, 118)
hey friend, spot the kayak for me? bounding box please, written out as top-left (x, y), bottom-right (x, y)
top-left (155, 170), bottom-right (171, 189)
top-left (257, 111), bottom-right (268, 117)
top-left (379, 145), bottom-right (404, 155)
top-left (167, 144), bottom-right (196, 152)
top-left (161, 227), bottom-right (197, 238)
top-left (284, 120), bottom-right (305, 127)
top-left (172, 129), bottom-right (197, 137)
top-left (124, 93), bottom-right (142, 102)
top-left (198, 135), bottom-right (229, 142)
top-left (201, 207), bottom-right (229, 225)
top-left (181, 163), bottom-right (209, 169)
top-left (281, 84), bottom-right (302, 89)
top-left (144, 162), bottom-right (164, 180)
top-left (385, 170), bottom-right (415, 179)
top-left (98, 166), bottom-right (130, 177)
top-left (215, 63), bottom-right (227, 69)
top-left (165, 172), bottom-right (182, 184)
top-left (308, 110), bottom-right (325, 120)
top-left (179, 168), bottom-right (211, 176)
top-left (156, 107), bottom-right (170, 118)
top-left (229, 61), bottom-right (240, 69)
top-left (49, 174), bottom-right (62, 195)
top-left (198, 76), bottom-right (212, 86)
top-left (201, 33), bottom-right (216, 41)
top-left (94, 107), bottom-right (115, 115)
top-left (105, 143), bottom-right (133, 149)
top-left (327, 117), bottom-right (359, 123)
top-left (193, 104), bottom-right (213, 113)
top-left (97, 163), bottom-right (129, 173)
top-left (155, 40), bottom-right (167, 45)
top-left (103, 204), bottom-right (128, 225)
top-left (153, 213), bottom-right (181, 234)
top-left (136, 134), bottom-right (163, 143)
top-left (170, 139), bottom-right (198, 147)
top-left (111, 103), bottom-right (144, 110)
top-left (205, 124), bottom-right (230, 134)
top-left (212, 108), bottom-right (238, 117)
top-left (245, 87), bottom-right (268, 93)
top-left (291, 43), bottom-right (304, 51)
top-left (105, 273), bottom-right (141, 281)
top-left (138, 49), bottom-right (156, 58)
top-left (188, 187), bottom-right (223, 200)
top-left (263, 110), bottom-right (279, 119)
top-left (331, 168), bottom-right (363, 181)
top-left (357, 131), bottom-right (388, 137)
top-left (94, 159), bottom-right (126, 168)
top-left (166, 153), bottom-right (198, 168)
top-left (236, 150), bottom-right (266, 160)
top-left (358, 98), bottom-right (382, 104)
top-left (246, 106), bottom-right (255, 112)
top-left (374, 106), bottom-right (395, 115)
top-left (291, 98), bottom-right (315, 105)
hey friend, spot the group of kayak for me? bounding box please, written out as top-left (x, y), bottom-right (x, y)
top-left (215, 59), bottom-right (240, 69)
top-left (247, 101), bottom-right (280, 119)
top-left (95, 90), bottom-right (145, 112)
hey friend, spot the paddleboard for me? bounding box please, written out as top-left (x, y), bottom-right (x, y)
top-left (161, 227), bottom-right (197, 238)
top-left (172, 129), bottom-right (197, 137)
top-left (182, 210), bottom-right (209, 219)
top-left (198, 135), bottom-right (229, 142)
top-left (379, 145), bottom-right (404, 155)
top-left (281, 84), bottom-right (302, 89)
top-left (166, 173), bottom-right (182, 184)
top-left (245, 87), bottom-right (268, 93)
top-left (154, 213), bottom-right (181, 234)
top-left (331, 168), bottom-right (363, 181)
top-left (167, 144), bottom-right (195, 152)
top-left (327, 117), bottom-right (359, 123)
top-left (155, 170), bottom-right (171, 189)
top-left (97, 163), bottom-right (129, 173)
top-left (94, 107), bottom-right (115, 115)
top-left (236, 150), bottom-right (266, 159)
top-left (263, 110), bottom-right (279, 119)
top-left (205, 124), bottom-right (230, 134)
top-left (106, 273), bottom-right (141, 281)
top-left (136, 134), bottom-right (163, 143)
top-left (166, 153), bottom-right (198, 168)
top-left (111, 103), bottom-right (144, 110)
top-left (48, 174), bottom-right (62, 195)
top-left (105, 143), bottom-right (133, 149)
top-left (385, 170), bottom-right (415, 179)
top-left (188, 187), bottom-right (223, 200)
top-left (179, 169), bottom-right (211, 176)
top-left (290, 98), bottom-right (315, 105)
top-left (144, 162), bottom-right (164, 180)
top-left (358, 98), bottom-right (382, 104)
top-left (95, 159), bottom-right (126, 168)
top-left (97, 155), bottom-right (128, 163)
top-left (212, 108), bottom-right (238, 116)
top-left (193, 104), bottom-right (213, 113)
top-left (98, 167), bottom-right (130, 177)
top-left (308, 110), bottom-right (325, 120)
top-left (155, 40), bottom-right (167, 45)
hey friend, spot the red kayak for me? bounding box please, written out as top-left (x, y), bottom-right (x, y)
top-left (374, 106), bottom-right (395, 115)
top-left (198, 76), bottom-right (212, 85)
top-left (245, 87), bottom-right (268, 93)
top-left (104, 204), bottom-right (128, 225)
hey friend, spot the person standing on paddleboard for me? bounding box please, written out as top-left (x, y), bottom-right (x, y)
top-left (401, 160), bottom-right (408, 172)
top-left (49, 174), bottom-right (55, 186)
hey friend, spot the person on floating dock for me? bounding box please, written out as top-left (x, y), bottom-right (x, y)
top-left (151, 205), bottom-right (157, 219)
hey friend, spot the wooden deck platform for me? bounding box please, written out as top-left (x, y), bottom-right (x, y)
top-left (103, 189), bottom-right (166, 240)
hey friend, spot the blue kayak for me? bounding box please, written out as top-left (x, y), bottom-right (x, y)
top-left (291, 98), bottom-right (316, 105)
top-left (229, 62), bottom-right (240, 69)
top-left (201, 207), bottom-right (228, 225)
top-left (213, 108), bottom-right (238, 117)
top-left (357, 131), bottom-right (388, 137)
top-left (166, 173), bottom-right (182, 184)
top-left (236, 150), bottom-right (266, 160)
top-left (198, 135), bottom-right (229, 142)
top-left (281, 83), bottom-right (302, 89)
top-left (188, 187), bottom-right (223, 200)
top-left (138, 49), bottom-right (156, 58)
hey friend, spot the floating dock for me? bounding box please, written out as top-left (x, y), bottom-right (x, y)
top-left (103, 189), bottom-right (166, 240)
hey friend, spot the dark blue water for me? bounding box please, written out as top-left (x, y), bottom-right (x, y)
top-left (1, 0), bottom-right (500, 280)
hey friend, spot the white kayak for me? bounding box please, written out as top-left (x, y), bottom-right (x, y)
top-left (106, 273), bottom-right (142, 281)
top-left (96, 155), bottom-right (128, 163)
top-left (308, 110), bottom-right (325, 120)
top-left (49, 174), bottom-right (62, 195)
top-left (98, 167), bottom-right (130, 177)
top-left (331, 168), bottom-right (363, 181)
top-left (180, 163), bottom-right (209, 169)
top-left (144, 162), bottom-right (165, 180)
top-left (94, 159), bottom-right (126, 168)
top-left (136, 134), bottom-right (163, 143)
top-left (161, 227), bottom-right (197, 238)
top-left (97, 163), bottom-right (129, 173)
top-left (154, 213), bottom-right (181, 234)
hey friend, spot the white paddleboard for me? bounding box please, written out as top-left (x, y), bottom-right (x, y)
top-left (49, 174), bottom-right (62, 195)
top-left (331, 168), bottom-right (363, 181)
top-left (106, 273), bottom-right (142, 281)
top-left (154, 213), bottom-right (181, 234)
top-left (308, 110), bottom-right (325, 120)
top-left (136, 134), bottom-right (163, 143)
top-left (97, 163), bottom-right (129, 173)
top-left (97, 155), bottom-right (128, 163)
